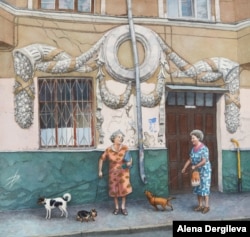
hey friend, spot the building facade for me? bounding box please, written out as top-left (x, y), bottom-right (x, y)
top-left (0, 0), bottom-right (250, 211)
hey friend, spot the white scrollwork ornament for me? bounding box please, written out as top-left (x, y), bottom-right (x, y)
top-left (13, 25), bottom-right (241, 134)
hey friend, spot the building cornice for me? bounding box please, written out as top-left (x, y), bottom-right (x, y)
top-left (1, 2), bottom-right (250, 31)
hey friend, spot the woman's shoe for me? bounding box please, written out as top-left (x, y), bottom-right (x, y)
top-left (202, 207), bottom-right (210, 214)
top-left (121, 208), bottom-right (128, 216)
top-left (113, 208), bottom-right (119, 215)
top-left (194, 206), bottom-right (204, 211)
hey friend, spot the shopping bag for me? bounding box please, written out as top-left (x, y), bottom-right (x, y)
top-left (191, 170), bottom-right (200, 186)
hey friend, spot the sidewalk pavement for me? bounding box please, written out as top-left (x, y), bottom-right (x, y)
top-left (0, 191), bottom-right (250, 237)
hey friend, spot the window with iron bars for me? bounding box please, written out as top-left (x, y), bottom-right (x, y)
top-left (167, 0), bottom-right (211, 21)
top-left (38, 77), bottom-right (95, 148)
top-left (38, 0), bottom-right (94, 13)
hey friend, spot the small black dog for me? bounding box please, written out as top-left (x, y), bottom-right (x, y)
top-left (76, 209), bottom-right (97, 222)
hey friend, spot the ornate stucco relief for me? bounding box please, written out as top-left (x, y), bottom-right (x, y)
top-left (13, 24), bottom-right (240, 143)
top-left (157, 33), bottom-right (240, 133)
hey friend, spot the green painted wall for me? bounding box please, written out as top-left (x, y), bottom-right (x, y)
top-left (0, 149), bottom-right (168, 211)
top-left (2, 148), bottom-right (248, 211)
top-left (222, 150), bottom-right (250, 192)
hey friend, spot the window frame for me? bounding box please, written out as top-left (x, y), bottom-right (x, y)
top-left (38, 77), bottom-right (95, 149)
top-left (38, 0), bottom-right (94, 13)
top-left (167, 0), bottom-right (211, 21)
top-left (167, 91), bottom-right (216, 108)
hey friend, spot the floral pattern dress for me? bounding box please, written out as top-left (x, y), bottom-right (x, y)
top-left (100, 144), bottom-right (132, 197)
top-left (190, 143), bottom-right (211, 196)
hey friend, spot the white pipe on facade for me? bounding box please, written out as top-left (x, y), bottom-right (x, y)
top-left (158, 0), bottom-right (164, 18)
top-left (101, 0), bottom-right (105, 15)
top-left (215, 0), bottom-right (221, 22)
top-left (28, 0), bottom-right (32, 9)
top-left (126, 0), bottom-right (147, 184)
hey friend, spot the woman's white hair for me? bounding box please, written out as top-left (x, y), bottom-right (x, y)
top-left (190, 129), bottom-right (204, 141)
top-left (110, 129), bottom-right (125, 143)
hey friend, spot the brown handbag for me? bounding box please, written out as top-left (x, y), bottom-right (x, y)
top-left (191, 170), bottom-right (200, 186)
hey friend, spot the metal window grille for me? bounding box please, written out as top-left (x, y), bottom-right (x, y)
top-left (38, 77), bottom-right (95, 148)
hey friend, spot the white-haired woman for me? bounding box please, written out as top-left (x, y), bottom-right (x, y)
top-left (98, 130), bottom-right (132, 216)
top-left (181, 129), bottom-right (212, 214)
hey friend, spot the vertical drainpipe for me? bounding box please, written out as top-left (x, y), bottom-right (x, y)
top-left (126, 0), bottom-right (147, 184)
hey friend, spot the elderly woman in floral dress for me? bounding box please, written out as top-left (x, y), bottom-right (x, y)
top-left (181, 129), bottom-right (212, 214)
top-left (98, 130), bottom-right (132, 215)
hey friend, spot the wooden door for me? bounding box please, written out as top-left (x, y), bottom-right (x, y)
top-left (166, 91), bottom-right (218, 194)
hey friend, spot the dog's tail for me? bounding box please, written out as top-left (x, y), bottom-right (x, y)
top-left (63, 193), bottom-right (71, 202)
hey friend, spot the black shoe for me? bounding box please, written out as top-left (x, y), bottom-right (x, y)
top-left (121, 208), bottom-right (128, 216)
top-left (113, 209), bottom-right (119, 215)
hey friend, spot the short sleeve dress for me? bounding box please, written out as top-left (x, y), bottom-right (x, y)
top-left (100, 144), bottom-right (132, 197)
top-left (190, 143), bottom-right (212, 196)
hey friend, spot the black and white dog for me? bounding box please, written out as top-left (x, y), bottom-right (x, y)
top-left (37, 193), bottom-right (71, 219)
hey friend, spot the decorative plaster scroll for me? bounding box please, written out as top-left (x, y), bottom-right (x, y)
top-left (34, 36), bottom-right (106, 73)
top-left (95, 57), bottom-right (105, 144)
top-left (100, 24), bottom-right (164, 109)
top-left (12, 35), bottom-right (106, 128)
top-left (103, 25), bottom-right (161, 83)
top-left (13, 50), bottom-right (34, 128)
top-left (140, 65), bottom-right (165, 108)
top-left (12, 26), bottom-right (164, 130)
top-left (224, 66), bottom-right (240, 133)
top-left (96, 108), bottom-right (104, 144)
top-left (97, 70), bottom-right (132, 109)
top-left (158, 60), bottom-right (166, 144)
top-left (155, 34), bottom-right (240, 133)
top-left (13, 24), bottom-right (241, 134)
